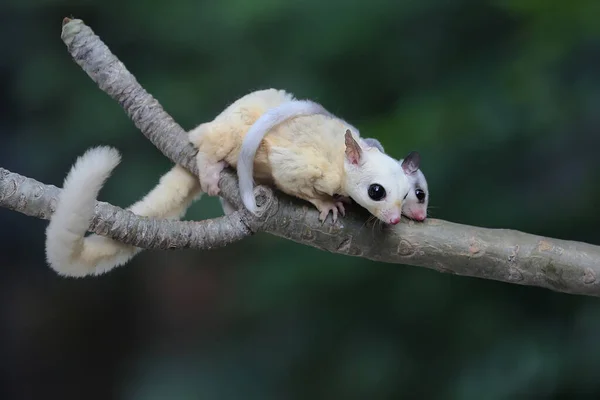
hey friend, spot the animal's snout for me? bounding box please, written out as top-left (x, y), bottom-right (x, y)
top-left (389, 216), bottom-right (401, 225)
top-left (412, 210), bottom-right (426, 221)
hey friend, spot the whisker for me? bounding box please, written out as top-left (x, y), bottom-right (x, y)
top-left (426, 205), bottom-right (437, 218)
top-left (369, 216), bottom-right (377, 237)
top-left (372, 218), bottom-right (383, 237)
top-left (358, 214), bottom-right (376, 235)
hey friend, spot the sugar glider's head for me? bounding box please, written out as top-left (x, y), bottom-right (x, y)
top-left (343, 130), bottom-right (418, 225)
top-left (398, 154), bottom-right (429, 221)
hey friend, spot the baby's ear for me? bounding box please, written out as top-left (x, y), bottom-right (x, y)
top-left (362, 137), bottom-right (385, 153)
top-left (401, 151), bottom-right (421, 175)
top-left (345, 130), bottom-right (363, 165)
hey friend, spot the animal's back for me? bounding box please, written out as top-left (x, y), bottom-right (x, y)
top-left (189, 88), bottom-right (294, 170)
top-left (191, 88), bottom-right (349, 195)
top-left (264, 114), bottom-right (349, 199)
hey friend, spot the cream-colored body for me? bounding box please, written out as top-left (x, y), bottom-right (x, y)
top-left (189, 89), bottom-right (357, 218)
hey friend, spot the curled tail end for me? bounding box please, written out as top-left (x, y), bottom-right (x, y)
top-left (45, 146), bottom-right (121, 277)
top-left (240, 182), bottom-right (259, 215)
top-left (237, 152), bottom-right (259, 214)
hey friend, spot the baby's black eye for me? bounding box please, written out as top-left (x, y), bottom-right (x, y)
top-left (368, 184), bottom-right (386, 201)
top-left (415, 189), bottom-right (426, 202)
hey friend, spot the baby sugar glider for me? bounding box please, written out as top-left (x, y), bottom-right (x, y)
top-left (190, 89), bottom-right (419, 224)
top-left (231, 96), bottom-right (428, 221)
top-left (397, 156), bottom-right (429, 221)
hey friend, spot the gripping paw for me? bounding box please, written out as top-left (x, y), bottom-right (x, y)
top-left (315, 200), bottom-right (346, 223)
top-left (198, 159), bottom-right (227, 196)
top-left (200, 174), bottom-right (221, 196)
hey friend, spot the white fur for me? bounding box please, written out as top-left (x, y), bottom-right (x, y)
top-left (233, 96), bottom-right (421, 223)
top-left (400, 159), bottom-right (429, 221)
top-left (232, 95), bottom-right (424, 223)
top-left (354, 138), bottom-right (429, 221)
top-left (45, 147), bottom-right (201, 277)
top-left (343, 135), bottom-right (410, 224)
top-left (237, 99), bottom-right (333, 214)
top-left (360, 137), bottom-right (385, 153)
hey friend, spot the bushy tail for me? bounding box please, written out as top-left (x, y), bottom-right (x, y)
top-left (45, 147), bottom-right (201, 277)
top-left (237, 99), bottom-right (331, 213)
top-left (45, 147), bottom-right (122, 277)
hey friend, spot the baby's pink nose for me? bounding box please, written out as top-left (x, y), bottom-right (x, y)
top-left (389, 216), bottom-right (401, 225)
top-left (413, 211), bottom-right (426, 221)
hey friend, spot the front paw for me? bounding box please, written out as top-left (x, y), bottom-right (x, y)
top-left (317, 200), bottom-right (346, 223)
top-left (333, 194), bottom-right (353, 205)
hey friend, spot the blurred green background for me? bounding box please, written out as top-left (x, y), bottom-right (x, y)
top-left (1, 1), bottom-right (600, 399)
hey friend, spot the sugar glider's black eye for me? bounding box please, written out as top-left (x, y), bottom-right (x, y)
top-left (415, 189), bottom-right (426, 202)
top-left (368, 184), bottom-right (386, 201)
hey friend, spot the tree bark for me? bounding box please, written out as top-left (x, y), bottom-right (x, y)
top-left (0, 168), bottom-right (251, 250)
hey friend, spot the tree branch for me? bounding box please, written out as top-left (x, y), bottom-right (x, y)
top-left (1, 17), bottom-right (599, 298)
top-left (0, 167), bottom-right (250, 250)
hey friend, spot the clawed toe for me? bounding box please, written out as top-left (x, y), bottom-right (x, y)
top-left (198, 159), bottom-right (226, 197)
top-left (335, 195), bottom-right (353, 205)
top-left (208, 186), bottom-right (221, 196)
top-left (200, 180), bottom-right (220, 196)
top-left (335, 201), bottom-right (346, 216)
top-left (318, 209), bottom-right (330, 223)
top-left (317, 201), bottom-right (346, 223)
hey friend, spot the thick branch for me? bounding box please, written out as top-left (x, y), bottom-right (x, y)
top-left (61, 18), bottom-right (196, 172)
top-left (0, 168), bottom-right (250, 250)
top-left (2, 17), bottom-right (599, 298)
top-left (263, 194), bottom-right (600, 296)
top-left (60, 17), bottom-right (246, 211)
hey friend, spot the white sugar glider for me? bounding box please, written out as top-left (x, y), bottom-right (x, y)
top-left (191, 88), bottom-right (420, 224)
top-left (222, 138), bottom-right (429, 221)
top-left (44, 89), bottom-right (419, 277)
top-left (224, 98), bottom-right (429, 221)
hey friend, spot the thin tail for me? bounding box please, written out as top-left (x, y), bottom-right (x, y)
top-left (45, 147), bottom-right (201, 277)
top-left (237, 99), bottom-right (332, 213)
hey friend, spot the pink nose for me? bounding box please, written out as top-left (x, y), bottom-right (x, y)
top-left (413, 213), bottom-right (425, 221)
top-left (389, 217), bottom-right (401, 225)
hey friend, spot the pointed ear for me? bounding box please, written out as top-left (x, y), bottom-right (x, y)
top-left (362, 137), bottom-right (385, 153)
top-left (344, 129), bottom-right (362, 165)
top-left (401, 151), bottom-right (421, 175)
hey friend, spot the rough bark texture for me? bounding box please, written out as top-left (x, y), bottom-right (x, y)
top-left (261, 192), bottom-right (600, 296)
top-left (0, 168), bottom-right (251, 250)
top-left (1, 17), bottom-right (599, 298)
top-left (61, 18), bottom-right (199, 175)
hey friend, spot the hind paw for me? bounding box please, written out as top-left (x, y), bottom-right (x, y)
top-left (197, 157), bottom-right (227, 196)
